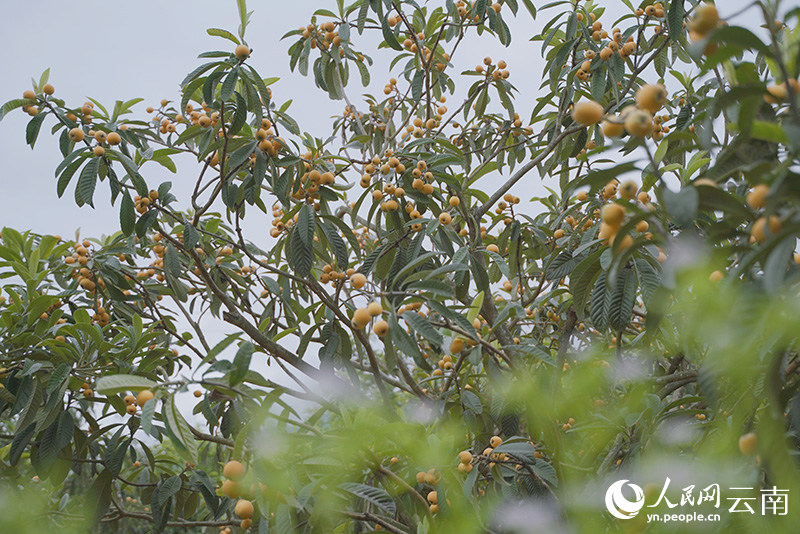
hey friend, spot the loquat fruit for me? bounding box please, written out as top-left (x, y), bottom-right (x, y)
top-left (235, 44), bottom-right (251, 60)
top-left (571, 100), bottom-right (604, 126)
top-left (69, 128), bottom-right (85, 142)
top-left (746, 184), bottom-right (769, 209)
top-left (624, 109), bottom-right (653, 138)
top-left (136, 389), bottom-right (155, 407)
top-left (374, 320), bottom-right (389, 336)
top-left (234, 499), bottom-right (254, 519)
top-left (636, 84), bottom-right (668, 114)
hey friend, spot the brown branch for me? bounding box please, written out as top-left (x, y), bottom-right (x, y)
top-left (341, 510), bottom-right (408, 534)
top-left (553, 308), bottom-right (577, 395)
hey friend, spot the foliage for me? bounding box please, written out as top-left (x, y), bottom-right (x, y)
top-left (2, 0), bottom-right (800, 532)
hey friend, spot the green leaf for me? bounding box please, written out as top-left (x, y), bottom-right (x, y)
top-left (9, 423), bottom-right (36, 465)
top-left (297, 203), bottom-right (316, 247)
top-left (136, 209), bottom-right (158, 238)
top-left (412, 69), bottom-right (425, 102)
top-left (229, 92), bottom-right (248, 135)
top-left (358, 244), bottom-right (386, 275)
top-left (403, 311), bottom-right (443, 346)
top-left (75, 158), bottom-right (100, 207)
top-left (763, 238), bottom-right (794, 294)
top-left (660, 186), bottom-right (698, 226)
top-left (87, 470), bottom-right (113, 527)
top-left (236, 0), bottom-right (250, 39)
top-left (609, 267), bottom-right (636, 332)
top-left (164, 244), bottom-right (182, 277)
top-left (654, 139), bottom-right (669, 163)
top-left (55, 410), bottom-right (75, 451)
top-left (152, 475), bottom-right (181, 532)
top-left (388, 314), bottom-right (431, 371)
top-left (569, 249), bottom-right (604, 319)
top-left (230, 341), bottom-right (254, 386)
top-left (96, 374), bottom-right (157, 395)
top-left (320, 222), bottom-right (348, 271)
top-left (163, 396), bottom-right (198, 462)
top-left (634, 258), bottom-right (660, 303)
top-left (520, 0), bottom-right (536, 18)
top-left (140, 395), bottom-right (157, 435)
top-left (676, 105), bottom-right (692, 130)
top-left (192, 471), bottom-right (220, 516)
top-left (109, 150), bottom-right (147, 196)
top-left (276, 505), bottom-right (294, 534)
top-left (26, 111), bottom-right (47, 147)
top-left (153, 475), bottom-right (182, 510)
top-left (120, 192), bottom-right (135, 235)
top-left (463, 461), bottom-right (479, 496)
top-left (708, 26), bottom-right (771, 56)
top-left (380, 12), bottom-right (403, 50)
top-left (46, 364), bottom-right (72, 394)
top-left (183, 220), bottom-right (199, 250)
top-left (589, 271), bottom-right (609, 330)
top-left (207, 28), bottom-right (240, 44)
top-left (57, 159), bottom-right (83, 198)
top-left (289, 226), bottom-right (312, 278)
top-left (748, 120), bottom-right (789, 144)
top-left (0, 98), bottom-right (36, 121)
top-left (221, 67), bottom-right (239, 101)
top-left (571, 162), bottom-right (638, 195)
top-left (492, 437), bottom-right (536, 458)
top-left (462, 390), bottom-right (483, 414)
top-left (667, 0), bottom-right (684, 41)
top-left (338, 483), bottom-right (397, 516)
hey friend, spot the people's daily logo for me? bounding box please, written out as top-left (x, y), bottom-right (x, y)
top-left (605, 480), bottom-right (646, 519)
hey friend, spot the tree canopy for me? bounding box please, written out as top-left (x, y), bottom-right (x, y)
top-left (2, 0), bottom-right (800, 532)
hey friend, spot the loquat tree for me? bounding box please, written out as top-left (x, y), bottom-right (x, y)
top-left (2, 0), bottom-right (800, 532)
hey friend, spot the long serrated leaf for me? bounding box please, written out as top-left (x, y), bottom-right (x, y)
top-left (297, 203), bottom-right (315, 246)
top-left (26, 111), bottom-right (47, 147)
top-left (207, 28), bottom-right (240, 44)
top-left (96, 374), bottom-right (157, 394)
top-left (339, 483), bottom-right (397, 516)
top-left (230, 341), bottom-right (254, 386)
top-left (120, 192), bottom-right (135, 235)
top-left (403, 311), bottom-right (443, 346)
top-left (163, 396), bottom-right (198, 462)
top-left (75, 158), bottom-right (99, 207)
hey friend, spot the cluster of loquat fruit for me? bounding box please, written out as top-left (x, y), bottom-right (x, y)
top-left (80, 381), bottom-right (94, 399)
top-left (572, 82), bottom-right (670, 142)
top-left (20, 83), bottom-right (55, 116)
top-left (350, 297), bottom-right (386, 333)
top-left (67, 124), bottom-right (122, 159)
top-left (592, 179), bottom-right (654, 255)
top-left (455, 0), bottom-right (502, 22)
top-left (301, 20), bottom-right (341, 52)
top-left (686, 3), bottom-right (724, 55)
top-left (123, 389), bottom-right (155, 416)
top-left (402, 106), bottom-right (448, 139)
top-left (290, 154), bottom-right (337, 205)
top-left (133, 189), bottom-right (159, 215)
top-left (220, 460), bottom-right (255, 529)
top-left (474, 56), bottom-right (510, 81)
top-left (413, 468), bottom-right (443, 514)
